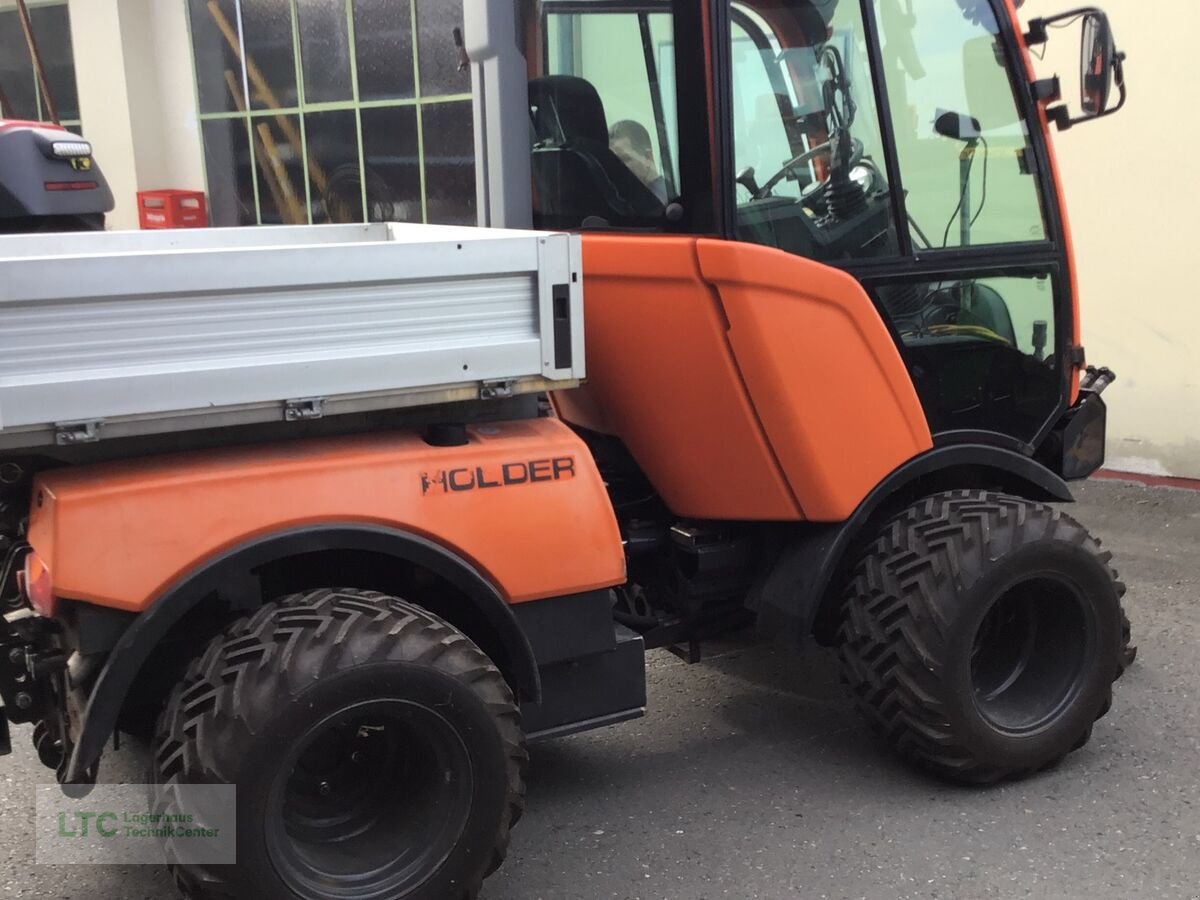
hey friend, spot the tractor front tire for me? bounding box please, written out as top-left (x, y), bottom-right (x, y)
top-left (837, 491), bottom-right (1131, 784)
top-left (150, 588), bottom-right (527, 900)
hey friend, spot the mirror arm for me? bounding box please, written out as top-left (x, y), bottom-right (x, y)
top-left (1040, 56), bottom-right (1127, 132)
top-left (1025, 7), bottom-right (1105, 46)
top-left (1031, 77), bottom-right (1062, 105)
top-left (1046, 105), bottom-right (1075, 132)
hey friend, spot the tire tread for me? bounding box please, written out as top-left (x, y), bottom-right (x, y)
top-left (151, 588), bottom-right (527, 900)
top-left (836, 490), bottom-right (1133, 784)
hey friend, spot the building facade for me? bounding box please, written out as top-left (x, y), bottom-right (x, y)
top-left (188, 0), bottom-right (475, 228)
top-left (0, 0), bottom-right (473, 231)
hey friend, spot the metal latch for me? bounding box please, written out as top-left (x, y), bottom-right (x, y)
top-left (54, 421), bottom-right (102, 445)
top-left (479, 381), bottom-right (514, 401)
top-left (284, 398), bottom-right (325, 422)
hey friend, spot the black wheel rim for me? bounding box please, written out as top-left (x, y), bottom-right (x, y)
top-left (970, 576), bottom-right (1091, 734)
top-left (266, 698), bottom-right (474, 899)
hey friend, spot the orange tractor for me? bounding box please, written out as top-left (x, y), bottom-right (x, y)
top-left (0, 1), bottom-right (1130, 897)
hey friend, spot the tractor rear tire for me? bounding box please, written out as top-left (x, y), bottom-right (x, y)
top-left (836, 491), bottom-right (1131, 784)
top-left (150, 588), bottom-right (527, 900)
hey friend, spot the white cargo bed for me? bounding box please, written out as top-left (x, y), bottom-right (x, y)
top-left (0, 223), bottom-right (583, 449)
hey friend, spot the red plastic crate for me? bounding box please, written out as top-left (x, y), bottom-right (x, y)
top-left (137, 189), bottom-right (208, 229)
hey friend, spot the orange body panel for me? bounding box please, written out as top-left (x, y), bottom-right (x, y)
top-left (555, 235), bottom-right (803, 521)
top-left (28, 418), bottom-right (625, 613)
top-left (555, 235), bottom-right (933, 523)
top-left (697, 240), bottom-right (932, 521)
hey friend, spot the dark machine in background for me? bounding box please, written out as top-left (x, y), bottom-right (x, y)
top-left (0, 120), bottom-right (113, 233)
top-left (0, 0), bottom-right (111, 233)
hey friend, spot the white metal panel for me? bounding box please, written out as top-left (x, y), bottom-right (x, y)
top-left (0, 222), bottom-right (557, 259)
top-left (0, 223), bottom-right (584, 439)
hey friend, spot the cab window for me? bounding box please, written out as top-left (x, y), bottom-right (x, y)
top-left (872, 273), bottom-right (1060, 442)
top-left (874, 0), bottom-right (1047, 249)
top-left (534, 7), bottom-right (679, 230)
top-left (729, 0), bottom-right (900, 262)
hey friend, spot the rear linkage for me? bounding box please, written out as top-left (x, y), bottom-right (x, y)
top-left (0, 608), bottom-right (70, 770)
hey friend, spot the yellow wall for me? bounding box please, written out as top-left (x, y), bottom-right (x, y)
top-left (1022, 1), bottom-right (1200, 477)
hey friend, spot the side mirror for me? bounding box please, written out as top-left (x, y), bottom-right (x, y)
top-left (1026, 8), bottom-right (1127, 130)
top-left (1080, 13), bottom-right (1116, 116)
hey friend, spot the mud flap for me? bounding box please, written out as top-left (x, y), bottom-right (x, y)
top-left (1060, 392), bottom-right (1107, 480)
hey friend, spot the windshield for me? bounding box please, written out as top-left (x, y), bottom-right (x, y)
top-left (875, 0), bottom-right (1047, 249)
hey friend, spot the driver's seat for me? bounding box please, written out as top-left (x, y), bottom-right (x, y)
top-left (529, 75), bottom-right (665, 230)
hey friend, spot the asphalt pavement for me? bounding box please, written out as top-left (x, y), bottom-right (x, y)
top-left (1, 478), bottom-right (1198, 899)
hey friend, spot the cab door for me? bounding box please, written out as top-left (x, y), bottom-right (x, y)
top-left (536, 1), bottom-right (805, 521)
top-left (717, 0), bottom-right (1073, 453)
top-left (537, 0), bottom-right (936, 522)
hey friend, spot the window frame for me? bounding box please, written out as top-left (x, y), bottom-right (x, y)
top-left (0, 0), bottom-right (81, 131)
top-left (539, 4), bottom-right (680, 200)
top-left (536, 0), bottom-right (717, 235)
top-left (186, 0), bottom-right (475, 227)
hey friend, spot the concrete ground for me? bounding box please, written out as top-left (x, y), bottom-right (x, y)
top-left (1, 479), bottom-right (1197, 899)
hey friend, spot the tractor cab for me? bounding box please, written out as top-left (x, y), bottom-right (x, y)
top-left (482, 0), bottom-right (1125, 480)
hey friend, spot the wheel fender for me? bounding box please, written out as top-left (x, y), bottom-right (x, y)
top-left (747, 444), bottom-right (1074, 647)
top-left (62, 525), bottom-right (540, 784)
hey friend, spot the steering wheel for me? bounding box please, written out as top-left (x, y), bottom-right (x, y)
top-left (754, 135), bottom-right (864, 201)
top-left (752, 43), bottom-right (861, 202)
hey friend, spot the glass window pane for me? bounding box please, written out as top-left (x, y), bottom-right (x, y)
top-left (248, 114), bottom-right (308, 224)
top-left (361, 105), bottom-right (421, 222)
top-left (188, 0), bottom-right (244, 114)
top-left (354, 0), bottom-right (415, 101)
top-left (297, 0), bottom-right (353, 104)
top-left (28, 4), bottom-right (79, 122)
top-left (873, 274), bottom-right (1059, 441)
top-left (0, 9), bottom-right (38, 120)
top-left (415, 0), bottom-right (469, 97)
top-left (201, 119), bottom-right (257, 226)
top-left (729, 1), bottom-right (899, 262)
top-left (304, 109), bottom-right (362, 223)
top-left (421, 101), bottom-right (475, 225)
top-left (875, 0), bottom-right (1046, 249)
top-left (535, 11), bottom-right (676, 229)
top-left (240, 0), bottom-right (299, 111)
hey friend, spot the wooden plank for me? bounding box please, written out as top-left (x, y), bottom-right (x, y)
top-left (14, 0), bottom-right (56, 123)
top-left (206, 0), bottom-right (329, 194)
